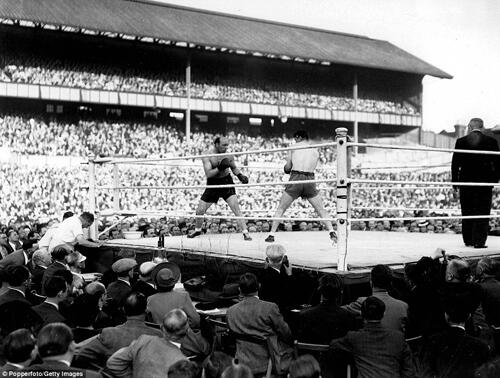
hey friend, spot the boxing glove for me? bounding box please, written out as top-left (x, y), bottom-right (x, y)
top-left (284, 166), bottom-right (292, 174)
top-left (217, 157), bottom-right (232, 171)
top-left (237, 173), bottom-right (249, 184)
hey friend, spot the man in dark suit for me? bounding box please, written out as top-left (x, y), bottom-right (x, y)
top-left (227, 272), bottom-right (293, 375)
top-left (0, 239), bottom-right (37, 270)
top-left (259, 244), bottom-right (295, 312)
top-left (0, 265), bottom-right (31, 307)
top-left (41, 244), bottom-right (70, 295)
top-left (104, 258), bottom-right (137, 325)
top-left (330, 296), bottom-right (415, 378)
top-left (422, 301), bottom-right (490, 378)
top-left (32, 276), bottom-right (69, 327)
top-left (297, 274), bottom-right (357, 344)
top-left (0, 329), bottom-right (36, 372)
top-left (132, 261), bottom-right (158, 298)
top-left (476, 257), bottom-right (500, 326)
top-left (24, 323), bottom-right (100, 377)
top-left (452, 117), bottom-right (500, 248)
top-left (0, 229), bottom-right (22, 255)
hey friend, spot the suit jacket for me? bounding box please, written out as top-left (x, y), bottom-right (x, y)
top-left (131, 279), bottom-right (157, 298)
top-left (422, 326), bottom-right (489, 378)
top-left (0, 288), bottom-right (30, 307)
top-left (297, 302), bottom-right (358, 344)
top-left (147, 290), bottom-right (200, 328)
top-left (452, 130), bottom-right (500, 183)
top-left (0, 250), bottom-right (27, 269)
top-left (330, 322), bottom-right (415, 378)
top-left (25, 359), bottom-right (101, 378)
top-left (106, 335), bottom-right (186, 378)
top-left (259, 266), bottom-right (294, 310)
top-left (227, 296), bottom-right (293, 374)
top-left (75, 317), bottom-right (163, 366)
top-left (0, 363), bottom-right (23, 372)
top-left (0, 240), bottom-right (22, 255)
top-left (31, 265), bottom-right (47, 295)
top-left (104, 280), bottom-right (132, 325)
top-left (32, 302), bottom-right (67, 327)
top-left (479, 277), bottom-right (500, 326)
top-left (343, 290), bottom-right (408, 332)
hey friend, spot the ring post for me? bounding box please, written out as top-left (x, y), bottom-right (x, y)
top-left (335, 128), bottom-right (350, 271)
top-left (88, 154), bottom-right (98, 240)
top-left (113, 163), bottom-right (120, 214)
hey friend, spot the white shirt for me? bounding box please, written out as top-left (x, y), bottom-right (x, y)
top-left (38, 224), bottom-right (59, 249)
top-left (48, 216), bottom-right (84, 252)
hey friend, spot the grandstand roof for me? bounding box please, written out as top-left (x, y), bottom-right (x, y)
top-left (0, 0), bottom-right (452, 79)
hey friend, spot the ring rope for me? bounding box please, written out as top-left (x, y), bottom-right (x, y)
top-left (99, 141), bottom-right (337, 165)
top-left (352, 206), bottom-right (500, 213)
top-left (350, 179), bottom-right (500, 188)
top-left (350, 214), bottom-right (500, 222)
top-left (348, 142), bottom-right (500, 156)
top-left (99, 210), bottom-right (336, 223)
top-left (353, 186), bottom-right (460, 190)
top-left (96, 178), bottom-right (337, 191)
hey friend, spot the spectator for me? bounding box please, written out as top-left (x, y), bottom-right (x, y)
top-left (147, 262), bottom-right (200, 328)
top-left (168, 360), bottom-right (201, 378)
top-left (104, 257), bottom-right (137, 325)
top-left (0, 329), bottom-right (36, 372)
top-left (0, 238), bottom-right (33, 269)
top-left (30, 250), bottom-right (51, 294)
top-left (76, 292), bottom-right (162, 367)
top-left (0, 229), bottom-right (22, 255)
top-left (132, 261), bottom-right (158, 298)
top-left (297, 274), bottom-right (357, 343)
top-left (0, 265), bottom-right (31, 306)
top-left (259, 244), bottom-right (295, 312)
top-left (41, 244), bottom-right (71, 295)
top-left (288, 355), bottom-right (321, 378)
top-left (221, 360), bottom-right (254, 378)
top-left (422, 301), bottom-right (490, 378)
top-left (330, 296), bottom-right (415, 378)
top-left (106, 309), bottom-right (188, 377)
top-left (25, 323), bottom-right (100, 377)
top-left (226, 272), bottom-right (293, 375)
top-left (66, 251), bottom-right (86, 293)
top-left (32, 275), bottom-right (69, 327)
top-left (69, 293), bottom-right (101, 343)
top-left (475, 257), bottom-right (500, 326)
top-left (203, 352), bottom-right (233, 378)
top-left (343, 264), bottom-right (408, 332)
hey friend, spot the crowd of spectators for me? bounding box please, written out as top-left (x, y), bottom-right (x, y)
top-left (0, 53), bottom-right (419, 115)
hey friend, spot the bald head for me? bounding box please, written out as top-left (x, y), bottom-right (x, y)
top-left (468, 118), bottom-right (484, 131)
top-left (162, 309), bottom-right (188, 339)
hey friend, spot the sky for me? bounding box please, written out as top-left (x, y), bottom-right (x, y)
top-left (157, 0), bottom-right (500, 132)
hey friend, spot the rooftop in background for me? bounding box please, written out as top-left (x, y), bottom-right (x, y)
top-left (0, 0), bottom-right (452, 79)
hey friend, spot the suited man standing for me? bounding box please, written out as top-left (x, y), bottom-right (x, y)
top-left (452, 118), bottom-right (500, 248)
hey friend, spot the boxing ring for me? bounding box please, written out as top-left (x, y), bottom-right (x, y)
top-left (85, 128), bottom-right (500, 273)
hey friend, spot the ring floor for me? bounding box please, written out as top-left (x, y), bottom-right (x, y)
top-left (108, 231), bottom-right (500, 272)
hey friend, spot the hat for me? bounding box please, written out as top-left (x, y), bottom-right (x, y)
top-left (112, 258), bottom-right (137, 273)
top-left (219, 283), bottom-right (240, 299)
top-left (139, 261), bottom-right (157, 276)
top-left (151, 262), bottom-right (180, 288)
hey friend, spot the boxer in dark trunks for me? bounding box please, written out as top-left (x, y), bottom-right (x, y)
top-left (188, 136), bottom-right (252, 241)
top-left (265, 130), bottom-right (336, 243)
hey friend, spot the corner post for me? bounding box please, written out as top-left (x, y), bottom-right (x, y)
top-left (335, 128), bottom-right (351, 271)
top-left (88, 154), bottom-right (98, 240)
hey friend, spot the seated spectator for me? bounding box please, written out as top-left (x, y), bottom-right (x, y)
top-left (343, 264), bottom-right (408, 332)
top-left (0, 265), bottom-right (31, 307)
top-left (297, 274), bottom-right (357, 343)
top-left (168, 360), bottom-right (201, 378)
top-left (69, 293), bottom-right (101, 343)
top-left (42, 244), bottom-right (71, 295)
top-left (104, 257), bottom-right (136, 325)
top-left (66, 251), bottom-right (86, 294)
top-left (226, 272), bottom-right (293, 375)
top-left (0, 237), bottom-right (33, 269)
top-left (24, 323), bottom-right (100, 377)
top-left (330, 296), bottom-right (415, 378)
top-left (147, 262), bottom-right (200, 328)
top-left (29, 250), bottom-right (52, 294)
top-left (1, 229), bottom-right (22, 255)
top-left (132, 261), bottom-right (158, 298)
top-left (422, 301), bottom-right (490, 378)
top-left (106, 309), bottom-right (188, 377)
top-left (32, 275), bottom-right (69, 327)
top-left (475, 257), bottom-right (500, 326)
top-left (288, 355), bottom-right (321, 378)
top-left (259, 244), bottom-right (294, 312)
top-left (0, 329), bottom-right (36, 372)
top-left (75, 291), bottom-right (162, 367)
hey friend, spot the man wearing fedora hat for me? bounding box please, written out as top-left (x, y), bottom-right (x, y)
top-left (105, 258), bottom-right (137, 325)
top-left (147, 262), bottom-right (200, 328)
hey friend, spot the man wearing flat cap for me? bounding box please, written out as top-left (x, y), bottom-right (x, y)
top-left (146, 262), bottom-right (200, 328)
top-left (132, 261), bottom-right (158, 298)
top-left (104, 258), bottom-right (137, 325)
